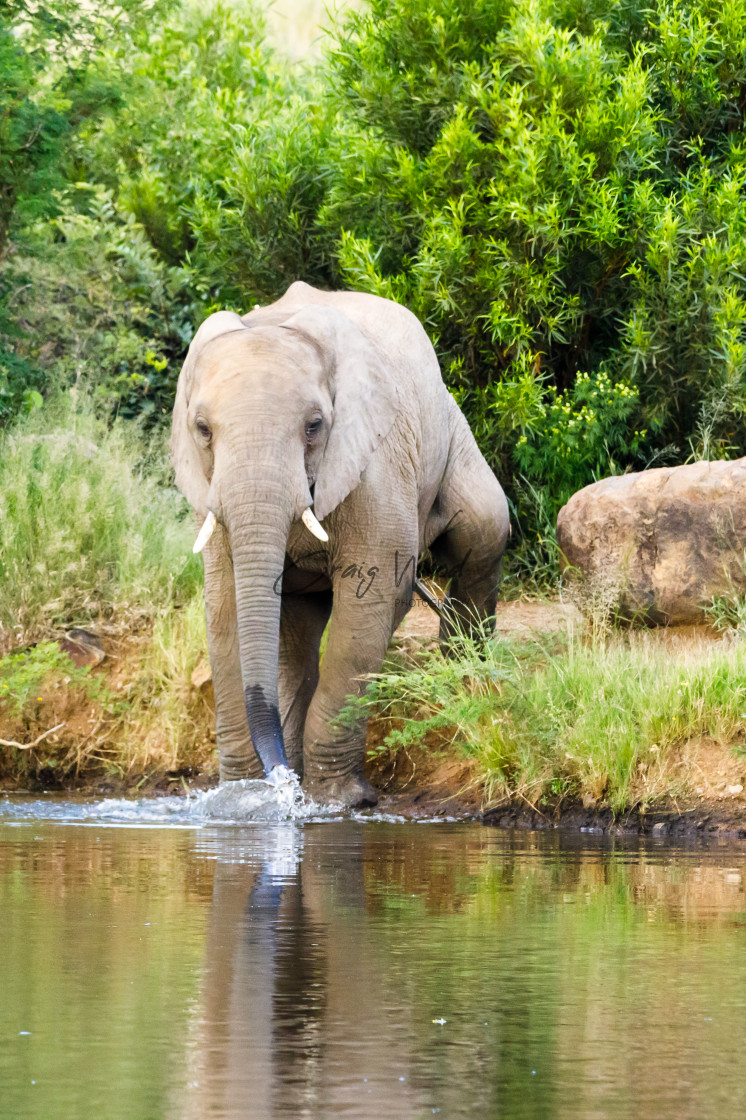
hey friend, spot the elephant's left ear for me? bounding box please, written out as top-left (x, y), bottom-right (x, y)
top-left (282, 305), bottom-right (401, 522)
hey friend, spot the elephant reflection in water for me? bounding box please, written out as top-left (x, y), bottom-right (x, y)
top-left (181, 826), bottom-right (424, 1120)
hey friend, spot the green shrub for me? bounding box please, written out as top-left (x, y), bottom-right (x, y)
top-left (0, 0), bottom-right (188, 423)
top-left (77, 0), bottom-right (317, 304)
top-left (320, 0), bottom-right (746, 502)
top-left (0, 0), bottom-right (174, 254)
top-left (1, 188), bottom-right (194, 424)
top-left (1, 2), bottom-right (317, 421)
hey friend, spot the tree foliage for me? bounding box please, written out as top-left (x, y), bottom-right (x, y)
top-left (0, 1), bottom-right (173, 251)
top-left (4, 0), bottom-right (746, 566)
top-left (323, 0), bottom-right (746, 509)
top-left (0, 0), bottom-right (177, 419)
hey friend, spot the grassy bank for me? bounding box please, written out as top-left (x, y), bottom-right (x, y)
top-left (2, 399), bottom-right (746, 812)
top-left (356, 621), bottom-right (746, 814)
top-left (0, 396), bottom-right (212, 786)
top-left (0, 398), bottom-right (201, 644)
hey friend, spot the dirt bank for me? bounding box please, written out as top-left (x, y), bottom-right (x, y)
top-left (366, 737), bottom-right (746, 839)
top-left (373, 596), bottom-right (746, 837)
top-left (482, 799), bottom-right (746, 841)
top-left (4, 595), bottom-right (746, 840)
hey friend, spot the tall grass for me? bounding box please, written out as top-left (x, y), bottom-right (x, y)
top-left (115, 594), bottom-right (211, 775)
top-left (0, 394), bottom-right (202, 648)
top-left (0, 394), bottom-right (213, 783)
top-left (357, 623), bottom-right (746, 812)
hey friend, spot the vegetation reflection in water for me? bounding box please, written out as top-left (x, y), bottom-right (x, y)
top-left (1, 817), bottom-right (746, 1120)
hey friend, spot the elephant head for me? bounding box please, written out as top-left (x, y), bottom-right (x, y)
top-left (170, 303), bottom-right (400, 776)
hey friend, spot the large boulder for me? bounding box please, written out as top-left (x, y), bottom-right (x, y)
top-left (556, 459), bottom-right (746, 624)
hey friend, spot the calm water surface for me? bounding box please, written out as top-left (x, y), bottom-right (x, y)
top-left (1, 795), bottom-right (746, 1120)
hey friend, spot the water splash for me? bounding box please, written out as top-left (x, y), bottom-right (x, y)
top-left (0, 768), bottom-right (334, 827)
top-left (0, 769), bottom-right (457, 827)
top-left (196, 766), bottom-right (311, 822)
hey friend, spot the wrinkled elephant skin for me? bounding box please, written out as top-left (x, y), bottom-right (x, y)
top-left (171, 282), bottom-right (509, 806)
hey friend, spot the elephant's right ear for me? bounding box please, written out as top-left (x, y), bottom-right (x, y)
top-left (170, 311), bottom-right (246, 514)
top-left (280, 305), bottom-right (401, 521)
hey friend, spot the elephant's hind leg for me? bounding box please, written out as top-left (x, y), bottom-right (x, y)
top-left (429, 435), bottom-right (510, 647)
top-left (278, 590), bottom-right (333, 777)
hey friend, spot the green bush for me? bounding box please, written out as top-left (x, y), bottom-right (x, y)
top-left (1, 187), bottom-right (194, 424)
top-left (1, 2), bottom-right (315, 420)
top-left (76, 0), bottom-right (318, 303)
top-left (322, 0), bottom-right (746, 472)
top-left (7, 0), bottom-right (746, 564)
top-left (0, 0), bottom-right (185, 421)
top-left (0, 0), bottom-right (175, 251)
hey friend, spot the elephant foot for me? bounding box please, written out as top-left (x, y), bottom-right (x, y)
top-left (219, 759), bottom-right (264, 783)
top-left (304, 773), bottom-right (379, 809)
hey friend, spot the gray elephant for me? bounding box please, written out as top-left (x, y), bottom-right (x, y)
top-left (171, 281), bottom-right (509, 806)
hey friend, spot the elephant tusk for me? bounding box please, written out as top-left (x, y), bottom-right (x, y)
top-left (301, 507), bottom-right (328, 542)
top-left (193, 510), bottom-right (217, 554)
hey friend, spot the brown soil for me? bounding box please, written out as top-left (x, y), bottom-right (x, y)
top-left (394, 594), bottom-right (583, 644)
top-left (0, 624), bottom-right (216, 793)
top-left (482, 799), bottom-right (746, 841)
top-left (365, 728), bottom-right (483, 819)
top-left (4, 595), bottom-right (746, 840)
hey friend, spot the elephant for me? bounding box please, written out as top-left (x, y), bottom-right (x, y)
top-left (170, 281), bottom-right (509, 806)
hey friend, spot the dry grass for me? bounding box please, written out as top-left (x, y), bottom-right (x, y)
top-left (0, 602), bottom-right (215, 786)
top-left (114, 596), bottom-right (213, 776)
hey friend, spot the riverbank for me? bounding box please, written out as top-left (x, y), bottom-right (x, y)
top-left (369, 737), bottom-right (746, 839)
top-left (2, 400), bottom-right (745, 826)
top-left (4, 598), bottom-right (746, 840)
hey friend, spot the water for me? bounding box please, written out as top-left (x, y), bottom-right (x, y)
top-left (1, 795), bottom-right (746, 1119)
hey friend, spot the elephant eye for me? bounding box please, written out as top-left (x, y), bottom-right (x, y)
top-left (196, 419), bottom-right (212, 441)
top-left (305, 418), bottom-right (322, 440)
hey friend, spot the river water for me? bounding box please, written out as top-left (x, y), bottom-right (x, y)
top-left (1, 790), bottom-right (746, 1120)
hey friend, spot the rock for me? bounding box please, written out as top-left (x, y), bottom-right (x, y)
top-left (59, 629), bottom-right (105, 668)
top-left (556, 458), bottom-right (746, 624)
top-left (190, 659), bottom-right (212, 691)
top-left (726, 784), bottom-right (744, 797)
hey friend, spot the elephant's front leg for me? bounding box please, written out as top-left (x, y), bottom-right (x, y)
top-left (202, 525), bottom-right (263, 781)
top-left (302, 583), bottom-right (401, 808)
top-left (278, 589), bottom-right (332, 777)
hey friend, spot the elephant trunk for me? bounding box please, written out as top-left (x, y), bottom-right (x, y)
top-left (225, 471), bottom-right (295, 777)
